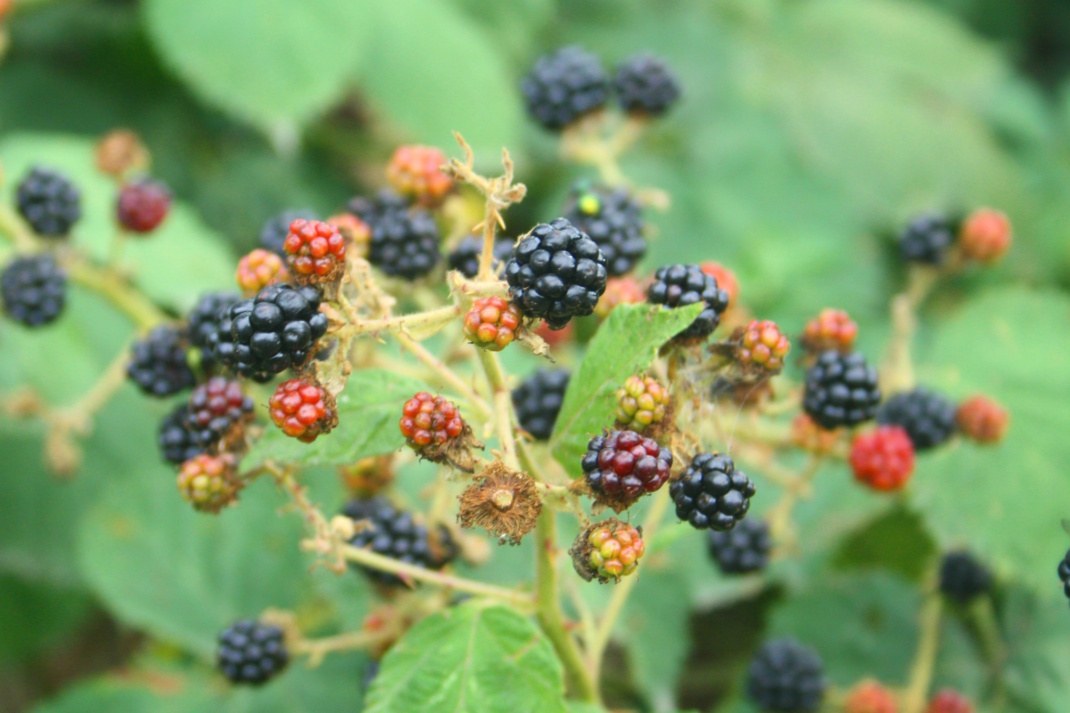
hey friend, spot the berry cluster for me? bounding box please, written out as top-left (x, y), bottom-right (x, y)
top-left (746, 638), bottom-right (827, 713)
top-left (877, 387), bottom-right (956, 451)
top-left (343, 497), bottom-right (457, 587)
top-left (671, 453), bottom-right (755, 530)
top-left (16, 167), bottom-right (82, 237)
top-left (801, 308), bottom-right (857, 354)
top-left (268, 377), bottom-right (337, 443)
top-left (463, 296), bottom-right (522, 351)
top-left (177, 453), bottom-right (241, 513)
top-left (563, 183), bottom-right (646, 277)
top-left (127, 325), bottom-right (196, 397)
top-left (708, 518), bottom-right (772, 575)
top-left (217, 619), bottom-right (289, 686)
top-left (736, 319), bottom-right (791, 373)
top-left (399, 392), bottom-right (465, 448)
top-left (582, 430), bottom-right (673, 508)
top-left (386, 145), bottom-right (453, 206)
top-left (647, 263), bottom-right (730, 341)
top-left (116, 178), bottom-right (171, 234)
top-left (1, 254), bottom-right (67, 327)
top-left (939, 551), bottom-right (992, 604)
top-left (351, 190), bottom-right (441, 280)
top-left (615, 375), bottom-right (669, 430)
top-left (803, 350), bottom-right (881, 429)
top-left (282, 218), bottom-right (346, 283)
top-left (260, 209), bottom-right (317, 257)
top-left (850, 426), bottom-right (915, 492)
top-left (447, 235), bottom-right (514, 279)
top-left (236, 248), bottom-right (290, 296)
top-left (576, 519), bottom-right (646, 582)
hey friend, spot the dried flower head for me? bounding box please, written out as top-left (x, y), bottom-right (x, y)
top-left (458, 461), bottom-right (542, 545)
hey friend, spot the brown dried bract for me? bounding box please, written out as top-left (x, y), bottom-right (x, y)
top-left (418, 421), bottom-right (482, 473)
top-left (457, 461), bottom-right (542, 545)
top-left (95, 129), bottom-right (150, 179)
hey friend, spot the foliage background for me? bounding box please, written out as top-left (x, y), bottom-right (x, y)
top-left (1, 0), bottom-right (1069, 711)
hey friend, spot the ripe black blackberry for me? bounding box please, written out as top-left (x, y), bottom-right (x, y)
top-left (512, 368), bottom-right (571, 440)
top-left (1058, 549), bottom-right (1070, 606)
top-left (185, 377), bottom-right (255, 452)
top-left (898, 213), bottom-right (954, 266)
top-left (802, 350), bottom-right (881, 429)
top-left (16, 167), bottom-right (82, 237)
top-left (350, 190), bottom-right (441, 280)
top-left (746, 638), bottom-right (827, 713)
top-left (563, 183), bottom-right (646, 277)
top-left (187, 291), bottom-right (240, 367)
top-left (127, 325), bottom-right (196, 397)
top-left (939, 551), bottom-right (993, 604)
top-left (343, 497), bottom-right (457, 586)
top-left (259, 209), bottom-right (317, 257)
top-left (671, 452), bottom-right (755, 530)
top-left (157, 404), bottom-right (204, 465)
top-left (1, 254), bottom-right (67, 327)
top-left (216, 619), bottom-right (289, 685)
top-left (647, 263), bottom-right (730, 341)
top-left (447, 235), bottom-right (514, 278)
top-left (521, 46), bottom-right (609, 131)
top-left (613, 53), bottom-right (682, 116)
top-left (504, 217), bottom-right (608, 330)
top-left (219, 283), bottom-right (328, 382)
top-left (708, 518), bottom-right (772, 575)
top-left (877, 387), bottom-right (956, 451)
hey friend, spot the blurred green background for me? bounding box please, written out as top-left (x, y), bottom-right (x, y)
top-left (2, 0), bottom-right (1070, 711)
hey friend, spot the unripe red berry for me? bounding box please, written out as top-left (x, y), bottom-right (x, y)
top-left (117, 178), bottom-right (171, 234)
top-left (463, 296), bottom-right (522, 351)
top-left (327, 213), bottom-right (371, 254)
top-left (959, 208), bottom-right (1011, 264)
top-left (802, 308), bottom-right (858, 354)
top-left (956, 395), bottom-right (1008, 445)
top-left (269, 378), bottom-right (338, 443)
top-left (283, 219), bottom-right (346, 283)
top-left (926, 690), bottom-right (974, 713)
top-left (738, 319), bottom-right (791, 372)
top-left (236, 248), bottom-right (290, 296)
top-left (400, 392), bottom-right (465, 448)
top-left (845, 680), bottom-right (898, 713)
top-left (850, 426), bottom-right (915, 492)
top-left (386, 145), bottom-right (454, 206)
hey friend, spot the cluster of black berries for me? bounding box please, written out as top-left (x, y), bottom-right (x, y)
top-left (878, 387), bottom-right (956, 451)
top-left (708, 519), bottom-right (772, 575)
top-left (447, 235), bottom-right (514, 278)
top-left (521, 47), bottom-right (681, 131)
top-left (563, 183), bottom-right (646, 277)
top-left (217, 619), bottom-right (289, 686)
top-left (128, 325), bottom-right (197, 397)
top-left (671, 452), bottom-right (755, 531)
top-left (898, 213), bottom-right (955, 265)
top-left (802, 350), bottom-right (881, 429)
top-left (342, 497), bottom-right (458, 587)
top-left (17, 166), bottom-right (82, 237)
top-left (647, 263), bottom-right (731, 341)
top-left (1, 254), bottom-right (67, 327)
top-left (350, 190), bottom-right (441, 280)
top-left (747, 638), bottom-right (827, 712)
top-left (512, 368), bottom-right (571, 440)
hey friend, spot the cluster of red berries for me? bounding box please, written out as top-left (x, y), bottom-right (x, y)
top-left (399, 392), bottom-right (465, 448)
top-left (283, 219), bottom-right (346, 283)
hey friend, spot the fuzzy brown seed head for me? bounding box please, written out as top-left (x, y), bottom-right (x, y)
top-left (457, 462), bottom-right (542, 545)
top-left (95, 129), bottom-right (150, 179)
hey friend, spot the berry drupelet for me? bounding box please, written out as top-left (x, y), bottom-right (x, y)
top-left (877, 387), bottom-right (956, 451)
top-left (16, 167), bottom-right (82, 237)
top-left (350, 190), bottom-right (441, 280)
top-left (343, 497), bottom-right (456, 586)
top-left (899, 213), bottom-right (954, 266)
top-left (116, 178), bottom-right (171, 233)
top-left (521, 46), bottom-right (610, 131)
top-left (671, 452), bottom-right (755, 530)
top-left (216, 619), bottom-right (289, 685)
top-left (562, 183), bottom-right (646, 277)
top-left (512, 368), bottom-right (570, 441)
top-left (802, 350), bottom-right (881, 430)
top-left (708, 518), bottom-right (772, 575)
top-left (1, 254), bottom-right (67, 327)
top-left (127, 325), bottom-right (196, 397)
top-left (613, 53), bottom-right (682, 116)
top-left (647, 263), bottom-right (730, 341)
top-left (505, 217), bottom-right (608, 330)
top-left (447, 235), bottom-right (514, 279)
top-left (939, 550), bottom-right (993, 604)
top-left (260, 209), bottom-right (317, 257)
top-left (746, 638), bottom-right (827, 713)
top-left (581, 430), bottom-right (673, 508)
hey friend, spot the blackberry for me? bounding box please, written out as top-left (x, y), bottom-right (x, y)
top-left (187, 291), bottom-right (240, 367)
top-left (1059, 549), bottom-right (1070, 606)
top-left (899, 213), bottom-right (954, 266)
top-left (387, 145), bottom-right (454, 206)
top-left (563, 183), bottom-right (646, 277)
top-left (343, 497), bottom-right (456, 586)
top-left (708, 518), bottom-right (772, 575)
top-left (671, 453), bottom-right (755, 531)
top-left (157, 404), bottom-right (203, 465)
top-left (521, 46), bottom-right (609, 131)
top-left (220, 283), bottom-right (328, 382)
top-left (1, 254), bottom-right (67, 327)
top-left (581, 430), bottom-right (673, 506)
top-left (877, 387), bottom-right (956, 451)
top-left (177, 453), bottom-right (241, 513)
top-left (127, 325), bottom-right (196, 397)
top-left (802, 350), bottom-right (881, 430)
top-left (647, 264), bottom-right (730, 341)
top-left (613, 53), bottom-right (682, 116)
top-left (504, 217), bottom-right (608, 330)
top-left (447, 235), bottom-right (514, 279)
top-left (512, 368), bottom-right (570, 440)
top-left (939, 551), bottom-right (992, 604)
top-left (746, 638), bottom-right (827, 713)
top-left (16, 167), bottom-right (81, 237)
top-left (185, 377), bottom-right (255, 452)
top-left (216, 619), bottom-right (289, 685)
top-left (260, 209), bottom-right (317, 256)
top-left (350, 190), bottom-right (441, 280)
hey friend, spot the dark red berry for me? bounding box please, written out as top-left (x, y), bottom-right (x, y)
top-left (117, 178), bottom-right (171, 234)
top-left (581, 429), bottom-right (672, 506)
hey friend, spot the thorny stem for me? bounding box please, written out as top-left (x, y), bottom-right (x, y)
top-left (477, 349), bottom-right (520, 470)
top-left (901, 569), bottom-right (944, 713)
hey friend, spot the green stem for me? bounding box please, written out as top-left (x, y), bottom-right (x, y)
top-left (67, 259), bottom-right (168, 330)
top-left (901, 572), bottom-right (944, 713)
top-left (477, 349), bottom-right (520, 470)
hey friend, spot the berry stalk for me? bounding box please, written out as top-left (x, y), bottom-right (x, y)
top-left (901, 568), bottom-right (945, 713)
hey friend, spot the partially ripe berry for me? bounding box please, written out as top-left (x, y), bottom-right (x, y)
top-left (700, 261), bottom-right (740, 306)
top-left (400, 392), bottom-right (465, 448)
top-left (463, 296), bottom-right (522, 351)
top-left (956, 395), bottom-right (1008, 444)
top-left (578, 519), bottom-right (646, 582)
top-left (283, 219), bottom-right (346, 283)
top-left (850, 426), bottom-right (915, 492)
top-left (236, 248), bottom-right (290, 296)
top-left (581, 429), bottom-right (673, 509)
top-left (327, 213), bottom-right (371, 254)
top-left (269, 378), bottom-right (338, 443)
top-left (386, 145), bottom-right (454, 206)
top-left (177, 454), bottom-right (241, 513)
top-left (615, 375), bottom-right (669, 430)
top-left (844, 680), bottom-right (898, 713)
top-left (926, 690), bottom-right (974, 713)
top-left (738, 319), bottom-right (791, 373)
top-left (959, 208), bottom-right (1011, 264)
top-left (117, 178), bottom-right (171, 234)
top-left (802, 308), bottom-right (857, 354)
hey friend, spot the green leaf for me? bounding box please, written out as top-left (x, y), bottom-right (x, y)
top-left (142, 0), bottom-right (369, 132)
top-left (365, 602), bottom-right (566, 713)
top-left (913, 288), bottom-right (1070, 593)
top-left (359, 0), bottom-right (522, 156)
top-left (1001, 588), bottom-right (1070, 711)
top-left (0, 575), bottom-right (93, 664)
top-left (245, 369), bottom-right (428, 468)
top-left (550, 303), bottom-right (704, 477)
top-left (831, 506), bottom-right (937, 582)
top-left (623, 569), bottom-right (691, 709)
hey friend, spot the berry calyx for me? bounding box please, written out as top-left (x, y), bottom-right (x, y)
top-left (959, 208), bottom-right (1011, 264)
top-left (737, 319), bottom-right (791, 373)
top-left (877, 387), bottom-right (956, 451)
top-left (746, 638), bottom-right (827, 713)
top-left (939, 551), bottom-right (992, 604)
top-left (615, 375), bottom-right (670, 431)
top-left (236, 248), bottom-right (290, 296)
top-left (269, 377), bottom-right (338, 443)
top-left (671, 452), bottom-right (755, 530)
top-left (581, 429), bottom-right (673, 510)
top-left (386, 145), bottom-right (454, 206)
top-left (16, 166), bottom-right (82, 238)
top-left (1, 254), bottom-right (67, 327)
top-left (463, 296), bottom-right (522, 351)
top-left (802, 350), bottom-right (881, 429)
top-left (925, 690), bottom-right (974, 713)
top-left (801, 308), bottom-right (858, 354)
top-left (400, 392), bottom-right (465, 448)
top-left (708, 518), bottom-right (772, 575)
top-left (849, 426), bottom-right (915, 492)
top-left (955, 395), bottom-right (1008, 445)
top-left (282, 219), bottom-right (346, 284)
top-left (216, 619), bottom-right (289, 686)
top-left (613, 53), bottom-right (682, 117)
top-left (127, 325), bottom-right (196, 397)
top-left (177, 454), bottom-right (242, 513)
top-left (521, 46), bottom-right (609, 131)
top-left (844, 680), bottom-right (898, 713)
top-left (116, 178), bottom-right (171, 234)
top-left (647, 263), bottom-right (730, 342)
top-left (512, 368), bottom-right (571, 441)
top-left (571, 518), bottom-right (646, 583)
